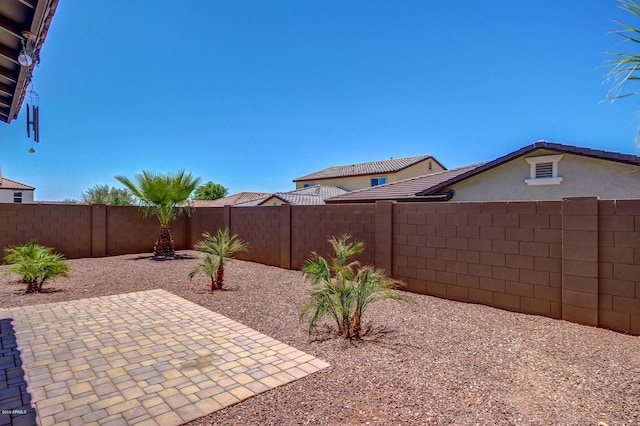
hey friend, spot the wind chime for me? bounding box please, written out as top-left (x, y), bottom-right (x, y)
top-left (18, 31), bottom-right (40, 153)
top-left (26, 86), bottom-right (39, 153)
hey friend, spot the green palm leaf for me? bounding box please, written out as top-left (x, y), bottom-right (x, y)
top-left (300, 234), bottom-right (412, 340)
top-left (114, 170), bottom-right (200, 257)
top-left (605, 0), bottom-right (640, 101)
top-left (193, 228), bottom-right (249, 289)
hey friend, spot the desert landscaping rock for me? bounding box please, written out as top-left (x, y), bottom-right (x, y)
top-left (1, 251), bottom-right (639, 425)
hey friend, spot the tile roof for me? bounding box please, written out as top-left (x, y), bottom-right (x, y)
top-left (238, 185), bottom-right (349, 206)
top-left (191, 192), bottom-right (270, 207)
top-left (328, 140), bottom-right (640, 203)
top-left (294, 155), bottom-right (441, 181)
top-left (0, 177), bottom-right (35, 190)
top-left (326, 164), bottom-right (483, 203)
top-left (416, 140), bottom-right (640, 196)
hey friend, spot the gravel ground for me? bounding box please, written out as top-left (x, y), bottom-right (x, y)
top-left (1, 250), bottom-right (639, 425)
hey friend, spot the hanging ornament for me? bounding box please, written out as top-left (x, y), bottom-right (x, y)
top-left (20, 31), bottom-right (41, 151)
top-left (26, 83), bottom-right (40, 146)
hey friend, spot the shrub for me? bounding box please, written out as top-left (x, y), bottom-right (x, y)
top-left (192, 228), bottom-right (249, 290)
top-left (188, 254), bottom-right (221, 291)
top-left (3, 240), bottom-right (69, 293)
top-left (300, 234), bottom-right (411, 340)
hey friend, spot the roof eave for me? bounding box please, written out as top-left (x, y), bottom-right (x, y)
top-left (6, 0), bottom-right (59, 123)
top-left (293, 155), bottom-right (438, 182)
top-left (417, 141), bottom-right (640, 196)
top-left (326, 191), bottom-right (454, 204)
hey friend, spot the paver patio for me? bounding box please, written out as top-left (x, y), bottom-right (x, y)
top-left (0, 289), bottom-right (329, 426)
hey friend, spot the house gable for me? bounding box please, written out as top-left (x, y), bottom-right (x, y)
top-left (238, 186), bottom-right (349, 206)
top-left (258, 195), bottom-right (288, 206)
top-left (0, 176), bottom-right (35, 203)
top-left (329, 141), bottom-right (640, 203)
top-left (294, 155), bottom-right (446, 191)
top-left (417, 141), bottom-right (640, 197)
top-left (441, 150), bottom-right (640, 201)
top-left (326, 164), bottom-right (482, 203)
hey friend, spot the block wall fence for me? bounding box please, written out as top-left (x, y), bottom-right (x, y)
top-left (0, 198), bottom-right (638, 335)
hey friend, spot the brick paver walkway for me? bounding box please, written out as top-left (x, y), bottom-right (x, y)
top-left (0, 318), bottom-right (37, 426)
top-left (0, 289), bottom-right (329, 425)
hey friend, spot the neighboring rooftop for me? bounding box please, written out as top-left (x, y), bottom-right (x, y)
top-left (0, 176), bottom-right (35, 190)
top-left (0, 0), bottom-right (59, 123)
top-left (326, 164), bottom-right (484, 203)
top-left (327, 140), bottom-right (640, 203)
top-left (416, 140), bottom-right (640, 196)
top-left (294, 155), bottom-right (444, 182)
top-left (191, 192), bottom-right (270, 207)
top-left (239, 185), bottom-right (349, 206)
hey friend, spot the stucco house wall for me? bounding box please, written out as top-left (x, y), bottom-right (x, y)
top-left (445, 150), bottom-right (640, 201)
top-left (393, 159), bottom-right (445, 181)
top-left (295, 159), bottom-right (445, 191)
top-left (260, 196), bottom-right (286, 206)
top-left (0, 188), bottom-right (35, 203)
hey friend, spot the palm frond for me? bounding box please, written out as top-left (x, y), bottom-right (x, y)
top-left (4, 240), bottom-right (68, 292)
top-left (300, 235), bottom-right (412, 339)
top-left (114, 170), bottom-right (200, 227)
top-left (192, 228), bottom-right (248, 288)
top-left (605, 0), bottom-right (640, 101)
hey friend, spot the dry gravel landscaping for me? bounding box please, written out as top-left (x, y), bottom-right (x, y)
top-left (1, 250), bottom-right (639, 425)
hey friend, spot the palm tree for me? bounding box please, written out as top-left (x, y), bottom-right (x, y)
top-left (188, 254), bottom-right (221, 291)
top-left (300, 234), bottom-right (411, 340)
top-left (114, 170), bottom-right (200, 258)
top-left (606, 0), bottom-right (640, 101)
top-left (4, 240), bottom-right (69, 293)
top-left (193, 228), bottom-right (249, 289)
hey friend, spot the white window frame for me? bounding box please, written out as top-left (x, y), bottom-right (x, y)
top-left (13, 192), bottom-right (22, 203)
top-left (524, 154), bottom-right (564, 186)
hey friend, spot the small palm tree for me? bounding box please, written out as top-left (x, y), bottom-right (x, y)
top-left (4, 240), bottom-right (69, 293)
top-left (300, 234), bottom-right (411, 340)
top-left (350, 265), bottom-right (407, 338)
top-left (193, 228), bottom-right (249, 289)
top-left (114, 170), bottom-right (200, 258)
top-left (188, 254), bottom-right (221, 291)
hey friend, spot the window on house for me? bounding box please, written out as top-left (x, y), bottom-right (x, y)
top-left (371, 177), bottom-right (387, 186)
top-left (13, 192), bottom-right (22, 203)
top-left (303, 183), bottom-right (315, 188)
top-left (524, 154), bottom-right (564, 185)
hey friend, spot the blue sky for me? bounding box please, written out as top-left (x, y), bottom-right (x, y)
top-left (1, 1), bottom-right (640, 201)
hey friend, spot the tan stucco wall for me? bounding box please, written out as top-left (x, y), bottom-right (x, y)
top-left (295, 159), bottom-right (445, 190)
top-left (393, 159), bottom-right (445, 181)
top-left (259, 196), bottom-right (287, 206)
top-left (0, 189), bottom-right (35, 203)
top-left (447, 150), bottom-right (640, 201)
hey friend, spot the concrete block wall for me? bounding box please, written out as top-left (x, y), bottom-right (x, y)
top-left (561, 198), bottom-right (599, 326)
top-left (290, 204), bottom-right (375, 270)
top-left (104, 206), bottom-right (189, 256)
top-left (1, 198), bottom-right (639, 334)
top-left (190, 207), bottom-right (225, 248)
top-left (0, 204), bottom-right (190, 259)
top-left (228, 206), bottom-right (282, 267)
top-left (598, 199), bottom-right (640, 333)
top-left (0, 204), bottom-right (92, 258)
top-left (392, 201), bottom-right (564, 319)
